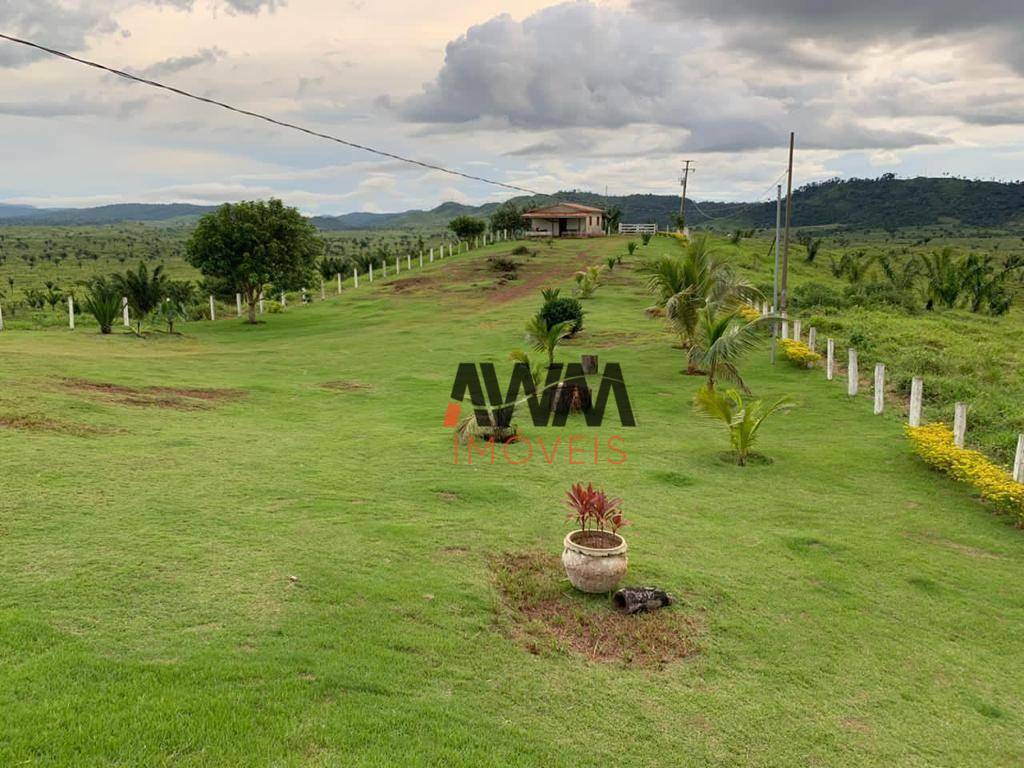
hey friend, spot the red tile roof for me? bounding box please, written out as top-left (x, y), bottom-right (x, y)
top-left (522, 202), bottom-right (605, 218)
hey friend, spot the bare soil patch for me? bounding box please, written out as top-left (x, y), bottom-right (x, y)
top-left (61, 379), bottom-right (245, 410)
top-left (492, 552), bottom-right (701, 667)
top-left (321, 380), bottom-right (371, 392)
top-left (0, 413), bottom-right (108, 436)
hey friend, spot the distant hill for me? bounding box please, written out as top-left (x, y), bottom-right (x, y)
top-left (2, 176), bottom-right (1022, 230)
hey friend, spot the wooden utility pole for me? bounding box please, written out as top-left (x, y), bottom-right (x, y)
top-left (679, 160), bottom-right (695, 231)
top-left (781, 133), bottom-right (795, 314)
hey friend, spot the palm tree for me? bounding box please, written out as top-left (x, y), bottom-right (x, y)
top-left (638, 235), bottom-right (761, 373)
top-left (82, 277), bottom-right (121, 334)
top-left (525, 314), bottom-right (573, 367)
top-left (876, 252), bottom-right (921, 292)
top-left (114, 262), bottom-right (168, 335)
top-left (694, 386), bottom-right (792, 466)
top-left (921, 247), bottom-right (963, 309)
top-left (689, 306), bottom-right (771, 392)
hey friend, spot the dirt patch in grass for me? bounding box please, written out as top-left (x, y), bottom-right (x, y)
top-left (492, 552), bottom-right (701, 667)
top-left (61, 379), bottom-right (245, 410)
top-left (902, 531), bottom-right (1004, 560)
top-left (0, 413), bottom-right (109, 436)
top-left (321, 380), bottom-right (371, 392)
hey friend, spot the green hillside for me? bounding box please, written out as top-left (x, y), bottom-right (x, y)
top-left (1, 235), bottom-right (1023, 765)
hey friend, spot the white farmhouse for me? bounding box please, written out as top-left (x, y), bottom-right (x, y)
top-left (523, 203), bottom-right (606, 237)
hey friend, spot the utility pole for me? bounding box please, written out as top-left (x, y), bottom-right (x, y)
top-left (679, 160), bottom-right (695, 231)
top-left (781, 132), bottom-right (795, 315)
top-left (770, 184), bottom-right (782, 364)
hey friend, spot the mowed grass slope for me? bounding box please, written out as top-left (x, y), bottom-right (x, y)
top-left (1, 236), bottom-right (1023, 767)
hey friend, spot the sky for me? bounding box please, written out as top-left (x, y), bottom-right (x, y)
top-left (1, 0), bottom-right (1023, 214)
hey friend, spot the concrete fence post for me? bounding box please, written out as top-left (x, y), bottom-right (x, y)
top-left (259, 292), bottom-right (265, 314)
top-left (0, 302), bottom-right (4, 331)
top-left (429, 248), bottom-right (434, 263)
top-left (68, 295), bottom-right (75, 329)
top-left (382, 260), bottom-right (387, 277)
top-left (953, 403), bottom-right (968, 448)
top-left (827, 338), bottom-right (835, 381)
top-left (793, 320), bottom-right (802, 343)
top-left (337, 273), bottom-right (342, 294)
top-left (369, 264), bottom-right (374, 282)
top-left (909, 377), bottom-right (923, 427)
top-left (320, 280), bottom-right (326, 300)
top-left (209, 295), bottom-right (216, 321)
top-left (407, 254), bottom-right (412, 271)
top-left (122, 297), bottom-right (130, 327)
top-left (419, 253), bottom-right (424, 268)
top-left (1014, 435), bottom-right (1024, 484)
top-left (781, 319), bottom-right (789, 340)
top-left (848, 348), bottom-right (858, 396)
top-left (873, 363), bottom-right (885, 415)
top-left (808, 327), bottom-right (817, 352)
top-left (236, 293), bottom-right (243, 316)
top-left (353, 268), bottom-right (359, 288)
top-left (395, 257), bottom-right (400, 275)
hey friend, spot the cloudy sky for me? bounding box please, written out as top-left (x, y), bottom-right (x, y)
top-left (1, 0), bottom-right (1023, 214)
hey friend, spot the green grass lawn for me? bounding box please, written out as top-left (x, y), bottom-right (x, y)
top-left (2, 235), bottom-right (1023, 766)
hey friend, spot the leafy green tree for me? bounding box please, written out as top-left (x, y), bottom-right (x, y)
top-left (490, 203), bottom-right (525, 234)
top-left (797, 232), bottom-right (823, 263)
top-left (524, 314), bottom-right (573, 366)
top-left (82, 277), bottom-right (121, 334)
top-left (114, 262), bottom-right (168, 335)
top-left (606, 206), bottom-right (622, 233)
top-left (186, 199), bottom-right (322, 324)
top-left (448, 216), bottom-right (487, 241)
top-left (694, 386), bottom-right (792, 466)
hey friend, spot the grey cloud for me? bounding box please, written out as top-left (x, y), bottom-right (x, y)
top-left (0, 0), bottom-right (118, 68)
top-left (396, 2), bottom-right (942, 153)
top-left (221, 0), bottom-right (284, 14)
top-left (632, 0), bottom-right (1024, 41)
top-left (140, 48), bottom-right (224, 77)
top-left (0, 97), bottom-right (148, 118)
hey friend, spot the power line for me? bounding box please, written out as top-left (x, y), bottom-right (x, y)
top-left (0, 32), bottom-right (547, 197)
top-left (689, 169), bottom-right (788, 223)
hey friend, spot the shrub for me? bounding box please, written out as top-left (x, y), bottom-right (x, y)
top-left (488, 256), bottom-right (518, 275)
top-left (737, 304), bottom-right (761, 323)
top-left (778, 338), bottom-right (821, 368)
top-left (565, 483), bottom-right (628, 533)
top-left (906, 423), bottom-right (1024, 524)
top-left (641, 233), bottom-right (653, 246)
top-left (792, 281), bottom-right (845, 311)
top-left (448, 215), bottom-right (487, 240)
top-left (540, 297), bottom-right (584, 335)
top-left (606, 255), bottom-right (617, 271)
top-left (512, 245), bottom-right (530, 256)
top-left (82, 278), bottom-right (121, 334)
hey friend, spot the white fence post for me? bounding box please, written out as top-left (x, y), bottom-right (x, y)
top-left (419, 253), bottom-right (424, 268)
top-left (209, 295), bottom-right (216, 321)
top-left (68, 295), bottom-right (75, 329)
top-left (953, 403), bottom-right (968, 448)
top-left (353, 268), bottom-right (359, 288)
top-left (407, 254), bottom-right (411, 271)
top-left (793, 320), bottom-right (802, 343)
top-left (337, 273), bottom-right (342, 294)
top-left (259, 292), bottom-right (265, 314)
top-left (0, 302), bottom-right (4, 331)
top-left (320, 280), bottom-right (326, 300)
top-left (369, 264), bottom-right (374, 282)
top-left (1014, 435), bottom-right (1024, 483)
top-left (781, 319), bottom-right (789, 340)
top-left (382, 260), bottom-right (387, 277)
top-left (429, 248), bottom-right (434, 263)
top-left (807, 327), bottom-right (817, 352)
top-left (122, 297), bottom-right (130, 327)
top-left (873, 363), bottom-right (885, 415)
top-left (826, 339), bottom-right (835, 381)
top-left (909, 378), bottom-right (923, 427)
top-left (281, 292), bottom-right (286, 307)
top-left (848, 349), bottom-right (858, 396)
top-left (236, 293), bottom-right (242, 316)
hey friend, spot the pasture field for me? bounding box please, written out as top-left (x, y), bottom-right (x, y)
top-left (2, 235), bottom-right (1023, 766)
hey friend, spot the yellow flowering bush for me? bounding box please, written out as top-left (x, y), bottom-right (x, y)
top-left (737, 304), bottom-right (762, 323)
top-left (778, 338), bottom-right (821, 368)
top-left (906, 423), bottom-right (1024, 524)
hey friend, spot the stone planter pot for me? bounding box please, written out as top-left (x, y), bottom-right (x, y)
top-left (561, 530), bottom-right (628, 593)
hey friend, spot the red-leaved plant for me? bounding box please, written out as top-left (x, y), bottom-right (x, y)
top-left (565, 482), bottom-right (629, 534)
